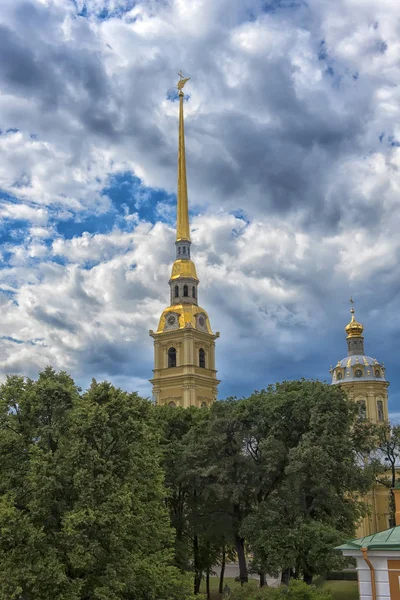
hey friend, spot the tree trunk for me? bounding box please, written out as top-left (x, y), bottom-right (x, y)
top-left (281, 568), bottom-right (291, 585)
top-left (219, 545), bottom-right (226, 594)
top-left (234, 534), bottom-right (248, 584)
top-left (193, 534), bottom-right (202, 594)
top-left (194, 573), bottom-right (202, 595)
top-left (303, 572), bottom-right (313, 585)
top-left (259, 572), bottom-right (266, 587)
top-left (206, 567), bottom-right (210, 599)
top-left (389, 487), bottom-right (396, 528)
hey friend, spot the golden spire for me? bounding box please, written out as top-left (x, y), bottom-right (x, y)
top-left (176, 71), bottom-right (191, 242)
top-left (345, 297), bottom-right (364, 338)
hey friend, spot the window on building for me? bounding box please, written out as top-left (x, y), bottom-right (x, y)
top-left (168, 347), bottom-right (177, 368)
top-left (200, 402), bottom-right (207, 408)
top-left (355, 369), bottom-right (363, 378)
top-left (183, 285), bottom-right (188, 297)
top-left (174, 285), bottom-right (179, 298)
top-left (377, 400), bottom-right (384, 422)
top-left (358, 400), bottom-right (367, 421)
top-left (337, 371), bottom-right (343, 380)
top-left (178, 247), bottom-right (181, 255)
top-left (375, 369), bottom-right (381, 378)
top-left (199, 348), bottom-right (206, 368)
top-left (168, 401), bottom-right (176, 407)
top-left (192, 286), bottom-right (196, 298)
top-left (183, 246), bottom-right (186, 254)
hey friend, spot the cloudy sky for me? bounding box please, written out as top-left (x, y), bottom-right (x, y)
top-left (0, 0), bottom-right (399, 413)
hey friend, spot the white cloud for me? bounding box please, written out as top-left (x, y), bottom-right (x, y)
top-left (0, 0), bottom-right (399, 410)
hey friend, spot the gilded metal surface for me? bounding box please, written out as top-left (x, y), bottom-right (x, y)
top-left (345, 307), bottom-right (364, 338)
top-left (177, 70), bottom-right (190, 93)
top-left (156, 303), bottom-right (213, 334)
top-left (170, 259), bottom-right (198, 281)
top-left (176, 72), bottom-right (190, 242)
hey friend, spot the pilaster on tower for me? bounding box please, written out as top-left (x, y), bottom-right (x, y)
top-left (149, 72), bottom-right (220, 408)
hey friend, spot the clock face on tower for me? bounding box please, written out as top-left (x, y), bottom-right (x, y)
top-left (167, 315), bottom-right (176, 326)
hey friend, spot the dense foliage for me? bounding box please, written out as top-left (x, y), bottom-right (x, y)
top-left (0, 371), bottom-right (377, 598)
top-left (157, 380), bottom-right (377, 590)
top-left (224, 580), bottom-right (332, 600)
top-left (0, 368), bottom-right (193, 600)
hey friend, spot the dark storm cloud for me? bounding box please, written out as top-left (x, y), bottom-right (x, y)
top-left (80, 337), bottom-right (152, 378)
top-left (0, 3), bottom-right (118, 136)
top-left (0, 0), bottom-right (399, 408)
top-left (185, 67), bottom-right (372, 229)
top-left (0, 0), bottom-right (373, 233)
top-left (32, 306), bottom-right (77, 332)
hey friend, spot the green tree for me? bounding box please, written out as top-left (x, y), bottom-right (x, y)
top-left (225, 580), bottom-right (332, 600)
top-left (155, 404), bottom-right (203, 578)
top-left (0, 368), bottom-right (80, 599)
top-left (375, 422), bottom-right (400, 526)
top-left (0, 369), bottom-right (193, 600)
top-left (156, 405), bottom-right (233, 595)
top-left (240, 380), bottom-right (376, 584)
top-left (182, 400), bottom-right (255, 585)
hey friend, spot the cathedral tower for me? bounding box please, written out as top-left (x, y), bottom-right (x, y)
top-left (149, 74), bottom-right (220, 408)
top-left (330, 300), bottom-right (389, 423)
top-left (331, 300), bottom-right (390, 535)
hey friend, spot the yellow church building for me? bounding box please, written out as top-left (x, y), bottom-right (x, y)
top-left (149, 74), bottom-right (220, 408)
top-left (331, 303), bottom-right (390, 536)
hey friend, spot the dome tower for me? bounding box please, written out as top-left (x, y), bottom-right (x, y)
top-left (149, 73), bottom-right (220, 408)
top-left (330, 299), bottom-right (389, 423)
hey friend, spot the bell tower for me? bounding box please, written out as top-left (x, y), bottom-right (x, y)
top-left (149, 73), bottom-right (220, 408)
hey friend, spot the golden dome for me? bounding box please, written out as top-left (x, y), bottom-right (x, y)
top-left (345, 308), bottom-right (364, 338)
top-left (156, 303), bottom-right (213, 334)
top-left (170, 259), bottom-right (198, 281)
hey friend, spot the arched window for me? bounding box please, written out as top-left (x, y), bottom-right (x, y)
top-left (183, 246), bottom-right (186, 254)
top-left (168, 401), bottom-right (176, 408)
top-left (199, 348), bottom-right (206, 368)
top-left (337, 371), bottom-right (343, 380)
top-left (174, 285), bottom-right (179, 298)
top-left (375, 369), bottom-right (381, 378)
top-left (377, 400), bottom-right (384, 422)
top-left (178, 247), bottom-right (181, 255)
top-left (200, 402), bottom-right (207, 408)
top-left (192, 286), bottom-right (196, 298)
top-left (183, 285), bottom-right (188, 297)
top-left (168, 347), bottom-right (177, 368)
top-left (357, 399), bottom-right (367, 421)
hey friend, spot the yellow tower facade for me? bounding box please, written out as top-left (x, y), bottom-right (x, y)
top-left (331, 302), bottom-right (390, 536)
top-left (149, 74), bottom-right (220, 408)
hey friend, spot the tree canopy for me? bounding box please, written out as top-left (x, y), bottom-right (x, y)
top-left (0, 371), bottom-right (378, 598)
top-left (157, 380), bottom-right (377, 588)
top-left (0, 368), bottom-right (193, 600)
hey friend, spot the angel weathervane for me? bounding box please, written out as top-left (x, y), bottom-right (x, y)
top-left (177, 70), bottom-right (190, 95)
